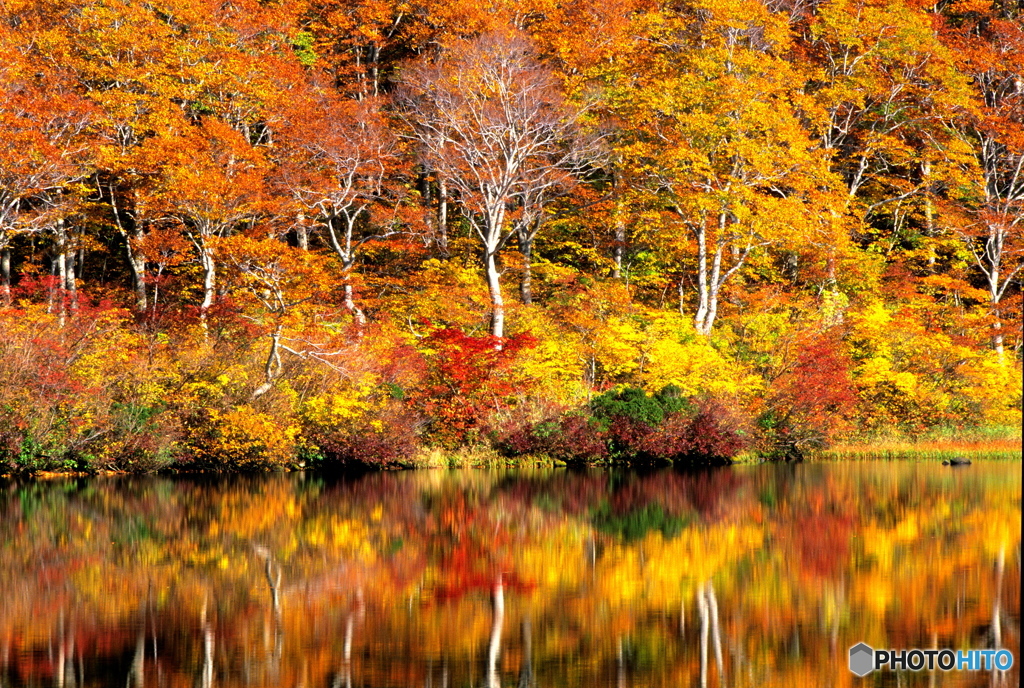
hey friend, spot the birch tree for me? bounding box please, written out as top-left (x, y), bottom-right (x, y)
top-left (275, 90), bottom-right (401, 328)
top-left (143, 119), bottom-right (268, 322)
top-left (0, 58), bottom-right (93, 305)
top-left (397, 30), bottom-right (593, 339)
top-left (611, 0), bottom-right (842, 335)
top-left (941, 7), bottom-right (1024, 355)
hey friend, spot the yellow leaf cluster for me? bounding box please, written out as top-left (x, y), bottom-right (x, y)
top-left (300, 383), bottom-right (384, 430)
top-left (639, 315), bottom-right (762, 399)
top-left (195, 405), bottom-right (299, 468)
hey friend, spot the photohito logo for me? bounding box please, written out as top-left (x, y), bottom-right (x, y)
top-left (849, 643), bottom-right (1014, 676)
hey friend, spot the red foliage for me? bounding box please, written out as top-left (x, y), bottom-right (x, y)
top-left (314, 405), bottom-right (422, 468)
top-left (790, 511), bottom-right (855, 578)
top-left (613, 399), bottom-right (748, 464)
top-left (679, 399), bottom-right (750, 460)
top-left (417, 328), bottom-right (537, 446)
top-left (493, 397), bottom-right (748, 465)
top-left (607, 469), bottom-right (744, 518)
top-left (494, 412), bottom-right (609, 463)
top-left (764, 331), bottom-right (857, 456)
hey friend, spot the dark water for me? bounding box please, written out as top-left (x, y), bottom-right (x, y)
top-left (0, 462), bottom-right (1019, 688)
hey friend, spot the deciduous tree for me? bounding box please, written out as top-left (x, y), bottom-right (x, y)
top-left (141, 119), bottom-right (269, 320)
top-left (939, 2), bottom-right (1024, 355)
top-left (275, 88), bottom-right (402, 327)
top-left (611, 0), bottom-right (844, 335)
top-left (397, 30), bottom-right (595, 339)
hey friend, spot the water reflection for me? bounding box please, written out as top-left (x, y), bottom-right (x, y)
top-left (0, 463), bottom-right (1019, 687)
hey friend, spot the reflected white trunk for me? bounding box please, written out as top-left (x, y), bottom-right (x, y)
top-left (335, 612), bottom-right (354, 688)
top-left (129, 620), bottom-right (145, 688)
top-left (54, 613), bottom-right (76, 688)
top-left (698, 587), bottom-right (708, 688)
top-left (486, 577), bottom-right (504, 688)
top-left (708, 583), bottom-right (725, 685)
top-left (200, 599), bottom-right (214, 688)
top-left (991, 546), bottom-right (1006, 688)
top-left (697, 582), bottom-right (725, 688)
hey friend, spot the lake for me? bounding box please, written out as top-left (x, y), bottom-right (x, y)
top-left (0, 462), bottom-right (1019, 687)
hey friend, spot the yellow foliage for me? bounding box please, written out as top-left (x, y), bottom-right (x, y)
top-left (639, 314), bottom-right (762, 399)
top-left (848, 301), bottom-right (893, 359)
top-left (192, 405), bottom-right (299, 468)
top-left (857, 357), bottom-right (917, 393)
top-left (849, 300), bottom-right (1023, 430)
top-left (513, 309), bottom-right (587, 402)
top-left (300, 382), bottom-right (383, 429)
top-left (67, 320), bottom-right (144, 388)
top-left (958, 351), bottom-right (1024, 426)
top-left (593, 316), bottom-right (645, 378)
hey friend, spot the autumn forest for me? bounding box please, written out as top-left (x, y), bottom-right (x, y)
top-left (0, 0), bottom-right (1022, 472)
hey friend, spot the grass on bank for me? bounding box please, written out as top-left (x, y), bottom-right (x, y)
top-left (810, 425), bottom-right (1023, 461)
top-left (407, 445), bottom-right (535, 468)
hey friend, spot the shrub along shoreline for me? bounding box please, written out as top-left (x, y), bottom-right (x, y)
top-left (6, 413), bottom-right (1020, 476)
top-left (1, 304), bottom-right (1020, 477)
top-left (5, 436), bottom-right (1021, 480)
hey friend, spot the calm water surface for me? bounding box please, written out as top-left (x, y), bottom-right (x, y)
top-left (0, 462), bottom-right (1019, 688)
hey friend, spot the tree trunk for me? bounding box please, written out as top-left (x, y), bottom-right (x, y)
top-left (47, 252), bottom-right (56, 314)
top-left (701, 243), bottom-right (725, 336)
top-left (992, 310), bottom-right (1004, 357)
top-left (371, 43), bottom-right (381, 97)
top-left (251, 325), bottom-right (284, 400)
top-left (485, 577), bottom-right (504, 688)
top-left (199, 237), bottom-right (216, 321)
top-left (612, 209), bottom-right (625, 279)
top-left (985, 229), bottom-right (1006, 357)
top-left (128, 242), bottom-right (147, 312)
top-left (325, 217), bottom-right (368, 332)
top-left (54, 219), bottom-right (68, 325)
top-left (296, 212), bottom-right (309, 251)
top-left (109, 183), bottom-right (148, 311)
top-left (152, 265), bottom-right (164, 315)
top-left (438, 177), bottom-right (449, 254)
top-left (485, 250), bottom-right (505, 340)
top-left (65, 247), bottom-right (78, 314)
top-left (694, 222), bottom-right (710, 334)
top-left (344, 282), bottom-right (367, 330)
top-left (1, 248), bottom-right (10, 305)
top-left (922, 161), bottom-right (937, 270)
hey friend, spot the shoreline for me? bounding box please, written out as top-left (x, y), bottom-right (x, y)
top-left (2, 440), bottom-right (1020, 480)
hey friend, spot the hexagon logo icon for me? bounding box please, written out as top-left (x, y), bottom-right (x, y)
top-left (849, 642), bottom-right (874, 676)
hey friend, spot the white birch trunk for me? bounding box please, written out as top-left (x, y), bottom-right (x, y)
top-left (694, 221), bottom-right (710, 335)
top-left (1, 248), bottom-right (10, 305)
top-left (199, 239), bottom-right (216, 318)
top-left (485, 577), bottom-right (504, 688)
top-left (486, 250), bottom-right (505, 340)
